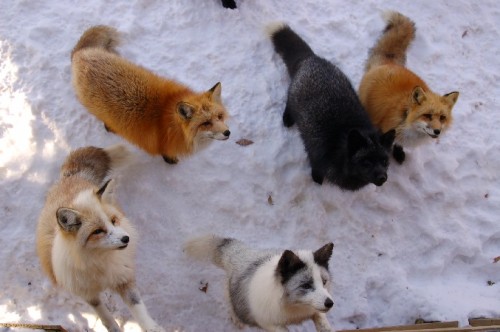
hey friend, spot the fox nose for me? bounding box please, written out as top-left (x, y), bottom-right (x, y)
top-left (121, 236), bottom-right (129, 244)
top-left (324, 298), bottom-right (334, 308)
top-left (223, 130), bottom-right (230, 137)
top-left (374, 173), bottom-right (387, 186)
top-left (433, 129), bottom-right (441, 135)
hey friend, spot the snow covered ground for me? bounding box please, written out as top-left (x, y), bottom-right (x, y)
top-left (1, 0), bottom-right (499, 331)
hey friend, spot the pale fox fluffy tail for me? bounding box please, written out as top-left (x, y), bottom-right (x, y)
top-left (71, 25), bottom-right (120, 59)
top-left (365, 11), bottom-right (416, 72)
top-left (184, 234), bottom-right (239, 269)
top-left (60, 144), bottom-right (133, 186)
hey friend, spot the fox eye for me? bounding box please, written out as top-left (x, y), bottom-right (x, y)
top-left (423, 114), bottom-right (432, 120)
top-left (92, 229), bottom-right (105, 235)
top-left (301, 283), bottom-right (313, 290)
top-left (440, 115), bottom-right (446, 122)
top-left (217, 114), bottom-right (223, 120)
top-left (322, 278), bottom-right (328, 286)
top-left (362, 160), bottom-right (372, 168)
top-left (111, 216), bottom-right (118, 225)
top-left (202, 121), bottom-right (211, 127)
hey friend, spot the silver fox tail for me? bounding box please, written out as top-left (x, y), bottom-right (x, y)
top-left (268, 22), bottom-right (315, 77)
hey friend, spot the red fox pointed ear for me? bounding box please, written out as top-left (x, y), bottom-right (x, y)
top-left (177, 102), bottom-right (195, 120)
top-left (443, 91), bottom-right (459, 108)
top-left (207, 82), bottom-right (222, 104)
top-left (412, 86), bottom-right (427, 105)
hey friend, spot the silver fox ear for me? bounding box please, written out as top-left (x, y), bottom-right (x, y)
top-left (347, 129), bottom-right (366, 156)
top-left (177, 102), bottom-right (195, 120)
top-left (412, 86), bottom-right (427, 105)
top-left (96, 179), bottom-right (116, 203)
top-left (208, 82), bottom-right (222, 104)
top-left (56, 208), bottom-right (82, 233)
top-left (443, 91), bottom-right (459, 107)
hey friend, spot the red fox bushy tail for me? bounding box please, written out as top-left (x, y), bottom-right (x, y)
top-left (365, 11), bottom-right (416, 72)
top-left (71, 25), bottom-right (120, 59)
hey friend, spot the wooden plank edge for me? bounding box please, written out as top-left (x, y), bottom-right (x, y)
top-left (339, 321), bottom-right (459, 332)
top-left (469, 318), bottom-right (500, 327)
top-left (0, 322), bottom-right (67, 331)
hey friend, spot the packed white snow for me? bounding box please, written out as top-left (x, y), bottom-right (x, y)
top-left (1, 1), bottom-right (499, 331)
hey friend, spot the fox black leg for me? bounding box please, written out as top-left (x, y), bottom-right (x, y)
top-left (162, 155), bottom-right (178, 165)
top-left (282, 105), bottom-right (295, 127)
top-left (221, 0), bottom-right (236, 9)
top-left (311, 168), bottom-right (324, 185)
top-left (104, 123), bottom-right (114, 133)
top-left (393, 144), bottom-right (405, 164)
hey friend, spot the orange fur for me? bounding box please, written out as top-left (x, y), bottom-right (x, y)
top-left (359, 12), bottom-right (459, 155)
top-left (71, 26), bottom-right (230, 163)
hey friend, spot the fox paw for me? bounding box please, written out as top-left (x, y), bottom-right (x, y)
top-left (221, 0), bottom-right (237, 9)
top-left (229, 312), bottom-right (245, 329)
top-left (104, 123), bottom-right (115, 133)
top-left (393, 145), bottom-right (405, 164)
top-left (311, 170), bottom-right (324, 185)
top-left (162, 155), bottom-right (178, 165)
top-left (282, 108), bottom-right (295, 127)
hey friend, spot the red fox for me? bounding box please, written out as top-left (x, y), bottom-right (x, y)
top-left (359, 11), bottom-right (459, 164)
top-left (71, 26), bottom-right (230, 164)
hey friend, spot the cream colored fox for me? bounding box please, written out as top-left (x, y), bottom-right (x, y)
top-left (359, 11), bottom-right (459, 163)
top-left (37, 145), bottom-right (163, 332)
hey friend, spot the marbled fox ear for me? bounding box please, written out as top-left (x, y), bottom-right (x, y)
top-left (177, 102), bottom-right (195, 120)
top-left (314, 242), bottom-right (334, 269)
top-left (277, 250), bottom-right (306, 284)
top-left (56, 208), bottom-right (82, 232)
top-left (207, 82), bottom-right (222, 104)
top-left (443, 91), bottom-right (459, 108)
top-left (96, 179), bottom-right (116, 203)
top-left (412, 86), bottom-right (427, 105)
top-left (380, 129), bottom-right (396, 149)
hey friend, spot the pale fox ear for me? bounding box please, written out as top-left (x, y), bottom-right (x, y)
top-left (313, 242), bottom-right (334, 269)
top-left (177, 102), bottom-right (195, 120)
top-left (412, 86), bottom-right (427, 105)
top-left (207, 82), bottom-right (222, 104)
top-left (96, 179), bottom-right (116, 203)
top-left (56, 208), bottom-right (82, 233)
top-left (443, 91), bottom-right (459, 108)
top-left (277, 250), bottom-right (306, 284)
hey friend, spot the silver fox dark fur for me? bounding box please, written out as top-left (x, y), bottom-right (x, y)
top-left (270, 24), bottom-right (395, 190)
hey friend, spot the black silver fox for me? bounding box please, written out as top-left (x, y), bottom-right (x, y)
top-left (269, 23), bottom-right (395, 190)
